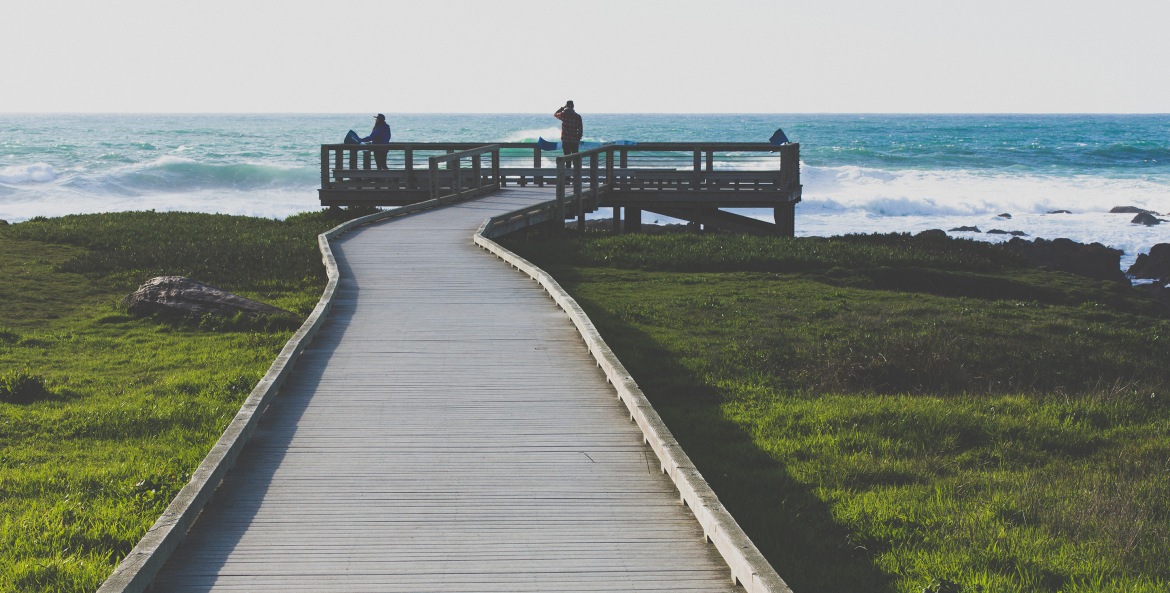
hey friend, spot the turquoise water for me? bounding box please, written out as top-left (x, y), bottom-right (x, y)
top-left (2, 113), bottom-right (1168, 266)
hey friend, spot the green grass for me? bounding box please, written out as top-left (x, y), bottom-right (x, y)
top-left (0, 208), bottom-right (374, 592)
top-left (503, 230), bottom-right (1170, 593)
top-left (6, 212), bottom-right (1168, 592)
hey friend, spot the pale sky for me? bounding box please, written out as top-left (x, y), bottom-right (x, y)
top-left (3, 0), bottom-right (1167, 113)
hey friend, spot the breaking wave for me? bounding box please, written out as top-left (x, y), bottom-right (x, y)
top-left (62, 157), bottom-right (319, 195)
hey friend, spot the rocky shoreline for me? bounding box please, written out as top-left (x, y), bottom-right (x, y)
top-left (578, 205), bottom-right (1170, 288)
top-left (940, 205), bottom-right (1170, 285)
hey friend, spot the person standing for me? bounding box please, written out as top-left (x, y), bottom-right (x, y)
top-left (554, 101), bottom-right (583, 155)
top-left (362, 113), bottom-right (393, 170)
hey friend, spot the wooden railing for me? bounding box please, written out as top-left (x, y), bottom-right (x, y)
top-left (556, 145), bottom-right (615, 232)
top-left (320, 142), bottom-right (799, 203)
top-left (599, 143), bottom-right (800, 197)
top-left (427, 144), bottom-right (501, 200)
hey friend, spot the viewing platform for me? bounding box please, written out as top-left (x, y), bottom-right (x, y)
top-left (320, 141), bottom-right (802, 235)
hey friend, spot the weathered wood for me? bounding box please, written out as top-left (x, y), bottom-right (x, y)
top-left (143, 188), bottom-right (760, 593)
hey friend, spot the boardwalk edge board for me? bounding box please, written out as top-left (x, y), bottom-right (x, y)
top-left (474, 215), bottom-right (795, 593)
top-left (97, 194), bottom-right (484, 593)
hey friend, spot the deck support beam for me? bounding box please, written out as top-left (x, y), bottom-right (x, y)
top-left (774, 202), bottom-right (795, 237)
top-left (626, 207), bottom-right (642, 233)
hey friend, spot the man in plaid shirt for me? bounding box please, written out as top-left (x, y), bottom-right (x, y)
top-left (554, 100), bottom-right (583, 154)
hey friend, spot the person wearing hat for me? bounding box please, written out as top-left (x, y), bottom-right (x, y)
top-left (361, 113), bottom-right (393, 170)
top-left (553, 101), bottom-right (583, 155)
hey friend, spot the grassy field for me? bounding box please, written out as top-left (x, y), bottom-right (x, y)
top-left (0, 209), bottom-right (372, 592)
top-left (502, 230), bottom-right (1170, 593)
top-left (4, 212), bottom-right (1168, 593)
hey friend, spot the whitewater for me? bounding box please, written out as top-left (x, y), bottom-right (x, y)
top-left (2, 113), bottom-right (1168, 271)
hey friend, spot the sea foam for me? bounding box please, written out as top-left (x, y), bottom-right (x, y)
top-left (62, 157), bottom-right (319, 195)
top-left (801, 164), bottom-right (1170, 216)
top-left (0, 163), bottom-right (58, 184)
top-left (504, 127), bottom-right (564, 143)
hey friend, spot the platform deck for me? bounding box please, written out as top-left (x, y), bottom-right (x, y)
top-left (150, 188), bottom-right (739, 592)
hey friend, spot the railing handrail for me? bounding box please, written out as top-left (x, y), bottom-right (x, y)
top-left (322, 142), bottom-right (797, 177)
top-left (322, 141), bottom-right (795, 151)
top-left (427, 143), bottom-right (502, 166)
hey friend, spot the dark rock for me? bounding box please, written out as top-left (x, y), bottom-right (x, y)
top-left (1111, 206), bottom-right (1154, 214)
top-left (916, 229), bottom-right (949, 240)
top-left (1131, 212), bottom-right (1164, 226)
top-left (948, 226), bottom-right (981, 233)
top-left (997, 213), bottom-right (1012, 219)
top-left (0, 219), bottom-right (8, 226)
top-left (1047, 210), bottom-right (1072, 214)
top-left (1128, 244), bottom-right (1170, 281)
top-left (122, 276), bottom-right (291, 319)
top-left (1003, 238), bottom-right (1128, 284)
top-left (987, 229), bottom-right (1029, 236)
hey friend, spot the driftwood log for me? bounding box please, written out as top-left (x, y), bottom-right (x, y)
top-left (122, 276), bottom-right (290, 318)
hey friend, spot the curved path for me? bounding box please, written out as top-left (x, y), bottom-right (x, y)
top-left (151, 188), bottom-right (739, 592)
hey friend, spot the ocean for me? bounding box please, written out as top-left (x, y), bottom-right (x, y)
top-left (2, 113), bottom-right (1168, 270)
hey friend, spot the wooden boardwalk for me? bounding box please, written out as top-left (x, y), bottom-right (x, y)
top-left (151, 188), bottom-right (740, 592)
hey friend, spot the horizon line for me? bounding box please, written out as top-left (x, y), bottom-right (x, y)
top-left (2, 111), bottom-right (1169, 117)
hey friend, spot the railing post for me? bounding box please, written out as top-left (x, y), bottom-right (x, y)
top-left (321, 146), bottom-right (330, 189)
top-left (693, 148), bottom-right (701, 190)
top-left (534, 146), bottom-right (543, 187)
top-left (607, 148), bottom-right (619, 233)
top-left (405, 148), bottom-right (414, 190)
top-left (605, 148), bottom-right (614, 188)
top-left (452, 157), bottom-right (462, 195)
top-left (429, 157), bottom-right (439, 199)
top-left (492, 149), bottom-right (501, 189)
top-left (555, 157), bottom-right (566, 232)
top-left (574, 154), bottom-right (584, 234)
top-left (788, 143), bottom-right (801, 190)
top-left (589, 153), bottom-right (599, 205)
top-left (473, 154), bottom-right (482, 194)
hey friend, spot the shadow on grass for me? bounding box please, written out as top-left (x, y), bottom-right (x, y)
top-left (584, 308), bottom-right (893, 593)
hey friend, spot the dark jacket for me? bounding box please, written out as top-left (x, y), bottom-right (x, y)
top-left (362, 121), bottom-right (392, 144)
